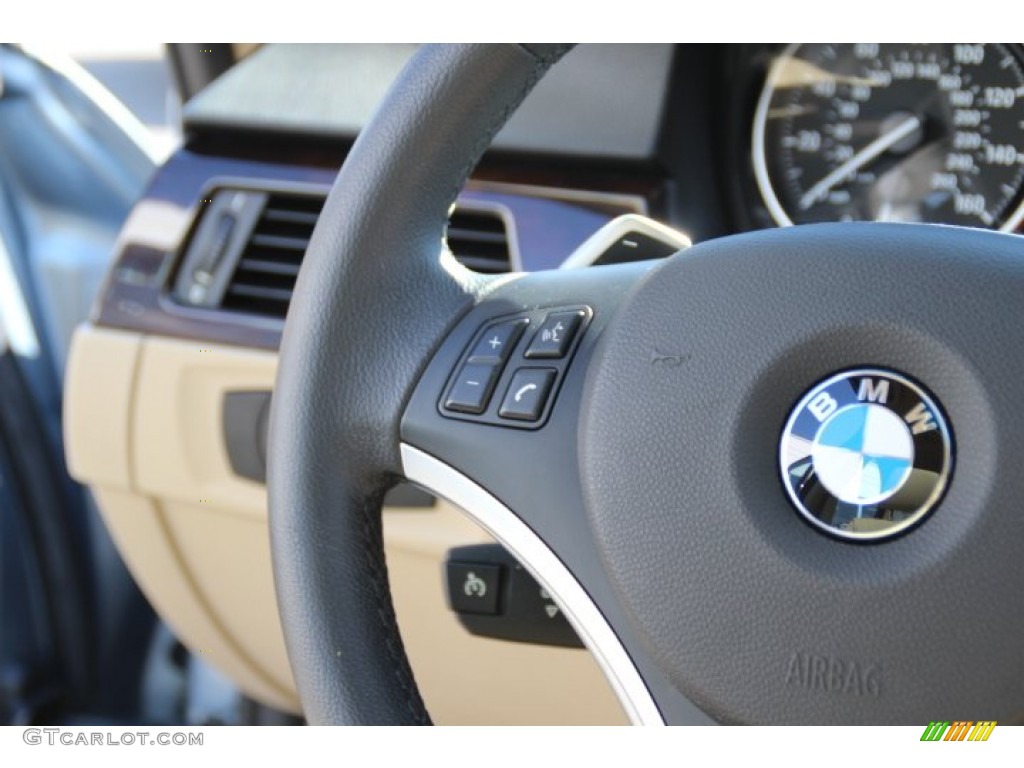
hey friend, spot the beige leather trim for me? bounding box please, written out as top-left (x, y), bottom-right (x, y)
top-left (132, 336), bottom-right (275, 517)
top-left (66, 325), bottom-right (627, 724)
top-left (158, 501), bottom-right (296, 697)
top-left (64, 328), bottom-right (141, 489)
top-left (91, 487), bottom-right (299, 711)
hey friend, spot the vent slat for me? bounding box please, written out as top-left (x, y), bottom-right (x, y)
top-left (262, 209), bottom-right (320, 226)
top-left (236, 258), bottom-right (302, 277)
top-left (448, 240), bottom-right (510, 257)
top-left (446, 207), bottom-right (512, 273)
top-left (446, 228), bottom-right (507, 245)
top-left (218, 193), bottom-right (510, 319)
top-left (249, 233), bottom-right (310, 251)
top-left (449, 210), bottom-right (506, 234)
top-left (226, 284), bottom-right (294, 302)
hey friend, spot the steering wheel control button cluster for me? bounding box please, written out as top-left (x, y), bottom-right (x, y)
top-left (467, 319), bottom-right (526, 364)
top-left (438, 306), bottom-right (591, 428)
top-left (525, 310), bottom-right (584, 359)
top-left (498, 369), bottom-right (556, 421)
top-left (779, 368), bottom-right (953, 542)
top-left (446, 561), bottom-right (501, 615)
top-left (444, 362), bottom-right (499, 414)
top-left (446, 545), bottom-right (583, 648)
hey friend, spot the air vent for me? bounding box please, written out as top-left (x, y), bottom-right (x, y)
top-left (211, 193), bottom-right (512, 319)
top-left (445, 208), bottom-right (513, 274)
top-left (220, 194), bottom-right (325, 318)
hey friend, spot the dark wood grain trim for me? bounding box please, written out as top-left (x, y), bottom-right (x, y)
top-left (96, 143), bottom-right (665, 350)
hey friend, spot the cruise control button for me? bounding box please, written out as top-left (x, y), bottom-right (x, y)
top-left (468, 319), bottom-right (526, 364)
top-left (446, 561), bottom-right (502, 615)
top-left (525, 310), bottom-right (584, 359)
top-left (498, 368), bottom-right (556, 421)
top-left (445, 362), bottom-right (499, 414)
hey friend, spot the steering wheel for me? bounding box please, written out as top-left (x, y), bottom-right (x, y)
top-left (267, 44), bottom-right (1024, 725)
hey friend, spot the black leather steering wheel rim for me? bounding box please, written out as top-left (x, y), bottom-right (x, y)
top-left (268, 44), bottom-right (571, 725)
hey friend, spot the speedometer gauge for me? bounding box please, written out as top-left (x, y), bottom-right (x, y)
top-left (753, 43), bottom-right (1024, 231)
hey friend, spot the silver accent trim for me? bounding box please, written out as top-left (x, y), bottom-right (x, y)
top-left (464, 180), bottom-right (648, 216)
top-left (752, 43), bottom-right (1024, 234)
top-left (751, 43), bottom-right (802, 230)
top-left (559, 214), bottom-right (690, 270)
top-left (400, 443), bottom-right (665, 726)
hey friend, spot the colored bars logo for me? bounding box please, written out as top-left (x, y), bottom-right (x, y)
top-left (920, 721), bottom-right (997, 741)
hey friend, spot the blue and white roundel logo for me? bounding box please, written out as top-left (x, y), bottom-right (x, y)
top-left (811, 403), bottom-right (913, 506)
top-left (780, 369), bottom-right (952, 541)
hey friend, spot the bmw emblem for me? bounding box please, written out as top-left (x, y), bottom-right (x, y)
top-left (779, 369), bottom-right (953, 542)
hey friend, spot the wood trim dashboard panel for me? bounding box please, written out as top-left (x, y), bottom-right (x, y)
top-left (96, 138), bottom-right (664, 350)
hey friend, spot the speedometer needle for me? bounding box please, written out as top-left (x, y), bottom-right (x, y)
top-left (798, 115), bottom-right (922, 211)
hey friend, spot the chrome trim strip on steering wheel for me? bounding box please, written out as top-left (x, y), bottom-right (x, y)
top-left (400, 443), bottom-right (666, 726)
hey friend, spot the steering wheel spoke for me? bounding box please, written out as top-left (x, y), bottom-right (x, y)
top-left (402, 262), bottom-right (647, 559)
top-left (400, 260), bottom-right (709, 726)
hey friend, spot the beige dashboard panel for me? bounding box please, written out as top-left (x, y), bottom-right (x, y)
top-left (386, 508), bottom-right (627, 725)
top-left (91, 487), bottom-right (298, 711)
top-left (131, 336), bottom-right (275, 515)
top-left (64, 328), bottom-right (140, 489)
top-left (65, 325), bottom-right (627, 725)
